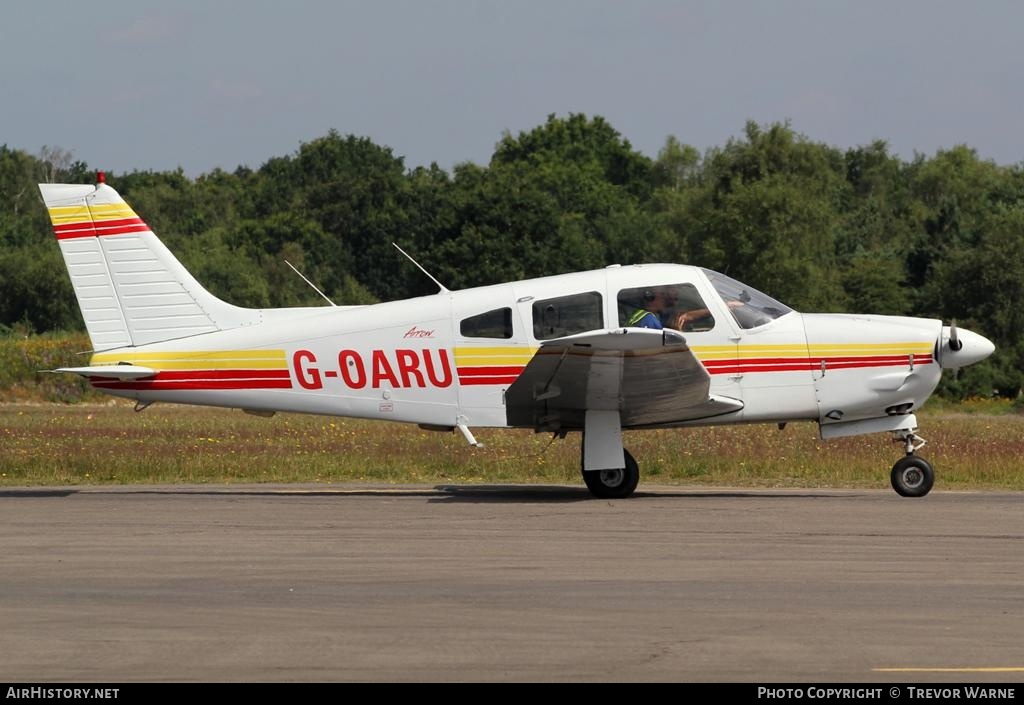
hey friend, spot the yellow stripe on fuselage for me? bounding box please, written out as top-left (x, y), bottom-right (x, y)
top-left (692, 342), bottom-right (934, 360)
top-left (692, 344), bottom-right (806, 360)
top-left (808, 342), bottom-right (934, 354)
top-left (90, 349), bottom-right (288, 370)
top-left (454, 346), bottom-right (537, 367)
top-left (453, 341), bottom-right (933, 367)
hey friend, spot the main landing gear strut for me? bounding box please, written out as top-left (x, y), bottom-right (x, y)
top-left (890, 429), bottom-right (934, 497)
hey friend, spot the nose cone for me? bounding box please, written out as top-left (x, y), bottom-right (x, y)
top-left (940, 326), bottom-right (995, 369)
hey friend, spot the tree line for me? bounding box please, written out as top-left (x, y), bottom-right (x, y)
top-left (2, 115), bottom-right (1022, 397)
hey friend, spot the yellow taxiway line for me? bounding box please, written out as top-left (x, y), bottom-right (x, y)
top-left (874, 667), bottom-right (1024, 673)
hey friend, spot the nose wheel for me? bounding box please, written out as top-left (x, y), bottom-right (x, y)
top-left (890, 430), bottom-right (934, 497)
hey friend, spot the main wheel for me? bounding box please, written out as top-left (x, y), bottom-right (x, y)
top-left (890, 456), bottom-right (935, 497)
top-left (582, 448), bottom-right (640, 499)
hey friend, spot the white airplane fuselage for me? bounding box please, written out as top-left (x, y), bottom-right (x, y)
top-left (86, 264), bottom-right (983, 434)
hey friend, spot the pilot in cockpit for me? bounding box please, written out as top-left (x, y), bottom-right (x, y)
top-left (627, 286), bottom-right (731, 332)
top-left (627, 288), bottom-right (675, 329)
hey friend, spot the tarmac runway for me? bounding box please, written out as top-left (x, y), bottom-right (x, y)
top-left (1, 484), bottom-right (1021, 682)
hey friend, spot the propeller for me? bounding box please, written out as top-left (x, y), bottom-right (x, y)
top-left (948, 320), bottom-right (963, 351)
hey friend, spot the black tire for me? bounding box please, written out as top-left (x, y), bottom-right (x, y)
top-left (890, 456), bottom-right (935, 497)
top-left (582, 448), bottom-right (640, 499)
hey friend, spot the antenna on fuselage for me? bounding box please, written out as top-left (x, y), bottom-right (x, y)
top-left (284, 260), bottom-right (337, 306)
top-left (392, 242), bottom-right (450, 293)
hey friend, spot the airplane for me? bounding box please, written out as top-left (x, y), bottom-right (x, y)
top-left (39, 175), bottom-right (995, 499)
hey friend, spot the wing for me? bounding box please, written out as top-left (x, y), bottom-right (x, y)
top-left (505, 328), bottom-right (743, 431)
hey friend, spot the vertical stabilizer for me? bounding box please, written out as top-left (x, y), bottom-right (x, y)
top-left (40, 178), bottom-right (258, 350)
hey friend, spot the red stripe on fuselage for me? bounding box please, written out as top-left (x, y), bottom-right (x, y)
top-left (458, 376), bottom-right (520, 386)
top-left (91, 379), bottom-right (293, 391)
top-left (147, 369), bottom-right (291, 381)
top-left (703, 355), bottom-right (934, 375)
top-left (702, 357), bottom-right (813, 370)
top-left (815, 356), bottom-right (934, 370)
top-left (90, 367), bottom-right (293, 390)
top-left (455, 366), bottom-right (525, 376)
top-left (456, 365), bottom-right (524, 386)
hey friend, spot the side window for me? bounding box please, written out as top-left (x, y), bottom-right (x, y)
top-left (460, 307), bottom-right (513, 339)
top-left (617, 283), bottom-right (715, 332)
top-left (532, 292), bottom-right (603, 340)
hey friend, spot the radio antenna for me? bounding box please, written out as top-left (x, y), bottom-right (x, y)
top-left (284, 260), bottom-right (337, 306)
top-left (392, 243), bottom-right (449, 293)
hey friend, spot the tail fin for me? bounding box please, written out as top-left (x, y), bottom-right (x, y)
top-left (39, 177), bottom-right (257, 350)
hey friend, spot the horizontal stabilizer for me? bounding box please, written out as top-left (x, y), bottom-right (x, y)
top-left (52, 365), bottom-right (158, 380)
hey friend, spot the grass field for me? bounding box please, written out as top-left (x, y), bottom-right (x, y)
top-left (2, 400), bottom-right (1022, 490)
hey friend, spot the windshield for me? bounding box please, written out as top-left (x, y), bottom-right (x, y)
top-left (701, 268), bottom-right (793, 329)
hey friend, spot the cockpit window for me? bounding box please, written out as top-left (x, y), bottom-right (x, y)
top-left (617, 283), bottom-right (715, 332)
top-left (701, 268), bottom-right (793, 329)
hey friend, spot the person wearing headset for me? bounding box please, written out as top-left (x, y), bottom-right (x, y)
top-left (628, 287), bottom-right (731, 331)
top-left (627, 288), bottom-right (674, 329)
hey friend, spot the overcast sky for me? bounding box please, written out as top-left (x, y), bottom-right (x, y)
top-left (3, 1), bottom-right (1022, 176)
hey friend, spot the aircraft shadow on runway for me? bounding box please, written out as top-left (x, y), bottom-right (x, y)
top-left (0, 486), bottom-right (851, 503)
top-left (428, 485), bottom-right (846, 503)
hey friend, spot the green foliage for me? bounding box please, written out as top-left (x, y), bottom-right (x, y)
top-left (3, 117), bottom-right (1024, 397)
top-left (492, 113), bottom-right (655, 199)
top-left (0, 331), bottom-right (97, 402)
top-left (928, 205), bottom-right (1024, 397)
top-left (840, 254), bottom-right (907, 316)
top-left (0, 241), bottom-right (80, 331)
